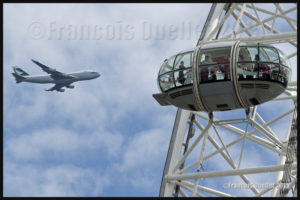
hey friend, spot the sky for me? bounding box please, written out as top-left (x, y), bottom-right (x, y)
top-left (3, 3), bottom-right (212, 197)
top-left (3, 3), bottom-right (297, 197)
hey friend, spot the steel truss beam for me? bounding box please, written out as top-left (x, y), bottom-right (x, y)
top-left (160, 3), bottom-right (297, 197)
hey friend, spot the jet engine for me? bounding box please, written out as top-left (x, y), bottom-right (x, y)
top-left (57, 88), bottom-right (65, 92)
top-left (66, 84), bottom-right (75, 89)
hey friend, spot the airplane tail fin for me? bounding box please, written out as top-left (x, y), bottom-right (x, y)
top-left (12, 73), bottom-right (26, 83)
top-left (13, 66), bottom-right (29, 76)
top-left (12, 66), bottom-right (29, 83)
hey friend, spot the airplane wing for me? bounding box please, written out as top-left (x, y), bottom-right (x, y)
top-left (45, 84), bottom-right (66, 92)
top-left (31, 59), bottom-right (75, 80)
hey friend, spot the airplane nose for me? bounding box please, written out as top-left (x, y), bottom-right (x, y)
top-left (97, 73), bottom-right (100, 78)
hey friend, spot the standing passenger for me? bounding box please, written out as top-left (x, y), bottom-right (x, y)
top-left (178, 61), bottom-right (186, 85)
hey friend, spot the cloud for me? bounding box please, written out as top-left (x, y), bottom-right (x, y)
top-left (5, 126), bottom-right (123, 161)
top-left (4, 3), bottom-right (296, 197)
top-left (4, 161), bottom-right (110, 197)
top-left (122, 128), bottom-right (170, 169)
top-left (4, 126), bottom-right (122, 196)
top-left (112, 127), bottom-right (171, 194)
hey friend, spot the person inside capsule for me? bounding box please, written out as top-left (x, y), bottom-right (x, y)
top-left (199, 49), bottom-right (231, 83)
top-left (200, 55), bottom-right (210, 82)
top-left (155, 42), bottom-right (292, 112)
top-left (215, 66), bottom-right (224, 80)
top-left (237, 44), bottom-right (291, 87)
top-left (178, 61), bottom-right (186, 85)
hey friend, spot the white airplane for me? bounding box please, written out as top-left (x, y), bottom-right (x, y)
top-left (12, 59), bottom-right (100, 92)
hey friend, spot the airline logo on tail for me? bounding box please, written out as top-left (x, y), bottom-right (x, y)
top-left (13, 66), bottom-right (29, 76)
top-left (12, 66), bottom-right (29, 83)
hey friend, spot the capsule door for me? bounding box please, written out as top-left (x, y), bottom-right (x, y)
top-left (193, 41), bottom-right (244, 112)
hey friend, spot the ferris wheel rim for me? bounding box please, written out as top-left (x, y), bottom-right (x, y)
top-left (160, 3), bottom-right (297, 197)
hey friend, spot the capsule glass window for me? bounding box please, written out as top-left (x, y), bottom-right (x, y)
top-left (259, 47), bottom-right (279, 63)
top-left (174, 52), bottom-right (193, 70)
top-left (159, 55), bottom-right (176, 75)
top-left (237, 63), bottom-right (259, 80)
top-left (199, 47), bottom-right (231, 64)
top-left (278, 49), bottom-right (291, 67)
top-left (159, 72), bottom-right (175, 91)
top-left (238, 47), bottom-right (259, 62)
top-left (198, 47), bottom-right (231, 83)
top-left (278, 65), bottom-right (291, 86)
top-left (237, 46), bottom-right (259, 80)
top-left (174, 68), bottom-right (193, 87)
top-left (269, 64), bottom-right (280, 80)
top-left (258, 63), bottom-right (274, 80)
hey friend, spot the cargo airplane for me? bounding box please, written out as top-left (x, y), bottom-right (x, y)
top-left (12, 59), bottom-right (100, 92)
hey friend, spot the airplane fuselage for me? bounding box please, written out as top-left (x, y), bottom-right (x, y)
top-left (22, 71), bottom-right (100, 84)
top-left (12, 60), bottom-right (101, 92)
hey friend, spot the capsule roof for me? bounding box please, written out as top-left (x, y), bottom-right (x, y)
top-left (239, 41), bottom-right (275, 47)
top-left (177, 47), bottom-right (195, 54)
top-left (201, 40), bottom-right (236, 49)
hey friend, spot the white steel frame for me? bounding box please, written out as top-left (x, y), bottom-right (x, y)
top-left (160, 3), bottom-right (297, 197)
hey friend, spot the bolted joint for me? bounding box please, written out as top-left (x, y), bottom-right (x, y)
top-left (208, 112), bottom-right (213, 120)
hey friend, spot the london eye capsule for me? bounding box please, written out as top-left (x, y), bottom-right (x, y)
top-left (153, 41), bottom-right (292, 112)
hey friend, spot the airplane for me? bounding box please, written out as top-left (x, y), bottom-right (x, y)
top-left (12, 59), bottom-right (100, 92)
